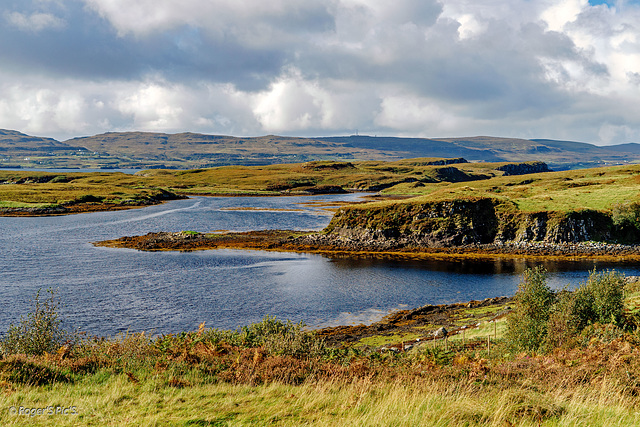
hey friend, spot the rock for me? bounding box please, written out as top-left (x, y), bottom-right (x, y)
top-left (433, 327), bottom-right (448, 338)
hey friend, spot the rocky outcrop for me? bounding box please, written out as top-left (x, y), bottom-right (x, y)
top-left (496, 161), bottom-right (552, 176)
top-left (325, 198), bottom-right (501, 247)
top-left (319, 197), bottom-right (630, 247)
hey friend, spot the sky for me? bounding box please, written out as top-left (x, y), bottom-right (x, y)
top-left (1, 0), bottom-right (640, 145)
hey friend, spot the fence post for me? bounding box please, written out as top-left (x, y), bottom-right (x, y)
top-left (487, 335), bottom-right (490, 357)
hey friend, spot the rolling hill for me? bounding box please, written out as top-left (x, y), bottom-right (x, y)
top-left (0, 129), bottom-right (639, 170)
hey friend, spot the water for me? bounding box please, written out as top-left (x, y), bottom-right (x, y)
top-left (1, 195), bottom-right (639, 337)
top-left (0, 168), bottom-right (140, 174)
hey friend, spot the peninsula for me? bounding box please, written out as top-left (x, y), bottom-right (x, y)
top-left (89, 158), bottom-right (640, 259)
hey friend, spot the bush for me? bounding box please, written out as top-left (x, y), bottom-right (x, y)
top-left (544, 270), bottom-right (627, 350)
top-left (238, 316), bottom-right (325, 358)
top-left (612, 202), bottom-right (640, 242)
top-left (573, 270), bottom-right (626, 329)
top-left (506, 266), bottom-right (555, 352)
top-left (0, 288), bottom-right (76, 356)
top-left (579, 323), bottom-right (624, 346)
top-left (546, 290), bottom-right (580, 349)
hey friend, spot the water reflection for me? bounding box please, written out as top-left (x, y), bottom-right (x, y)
top-left (1, 194), bottom-right (639, 336)
top-left (328, 256), bottom-right (631, 276)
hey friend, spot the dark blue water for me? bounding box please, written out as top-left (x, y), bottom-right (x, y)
top-left (1, 195), bottom-right (639, 337)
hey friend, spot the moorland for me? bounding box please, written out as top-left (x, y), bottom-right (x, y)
top-left (4, 131), bottom-right (640, 425)
top-left (4, 156), bottom-right (640, 258)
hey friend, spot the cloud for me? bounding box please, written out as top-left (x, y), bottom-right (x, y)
top-left (83, 0), bottom-right (335, 43)
top-left (0, 0), bottom-right (639, 144)
top-left (5, 11), bottom-right (65, 32)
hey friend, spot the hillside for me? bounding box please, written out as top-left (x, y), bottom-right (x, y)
top-left (1, 129), bottom-right (640, 170)
top-left (0, 158), bottom-right (535, 213)
top-left (0, 130), bottom-right (88, 167)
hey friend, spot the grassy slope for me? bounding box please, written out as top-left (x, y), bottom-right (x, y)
top-left (0, 159), bottom-right (501, 206)
top-left (361, 163), bottom-right (640, 213)
top-left (0, 172), bottom-right (173, 208)
top-left (3, 376), bottom-right (639, 426)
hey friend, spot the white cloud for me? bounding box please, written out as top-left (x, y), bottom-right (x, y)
top-left (540, 0), bottom-right (587, 32)
top-left (375, 95), bottom-right (459, 134)
top-left (1, 0), bottom-right (640, 144)
top-left (5, 11), bottom-right (65, 32)
top-left (83, 0), bottom-right (334, 46)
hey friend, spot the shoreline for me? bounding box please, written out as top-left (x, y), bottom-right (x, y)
top-left (0, 190), bottom-right (379, 217)
top-left (93, 229), bottom-right (640, 262)
top-left (315, 296), bottom-right (512, 349)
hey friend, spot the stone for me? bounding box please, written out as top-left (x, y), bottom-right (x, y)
top-left (433, 327), bottom-right (448, 338)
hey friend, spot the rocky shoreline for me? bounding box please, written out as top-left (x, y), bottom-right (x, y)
top-left (94, 229), bottom-right (640, 260)
top-left (316, 296), bottom-right (512, 349)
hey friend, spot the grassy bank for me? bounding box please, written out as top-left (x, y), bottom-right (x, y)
top-left (2, 272), bottom-right (640, 426)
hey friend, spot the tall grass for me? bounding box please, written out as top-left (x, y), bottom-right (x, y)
top-left (3, 276), bottom-right (640, 425)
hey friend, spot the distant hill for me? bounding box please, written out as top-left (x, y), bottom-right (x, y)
top-left (0, 129), bottom-right (85, 155)
top-left (0, 129), bottom-right (638, 170)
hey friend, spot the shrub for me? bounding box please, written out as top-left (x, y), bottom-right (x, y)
top-left (546, 290), bottom-right (580, 349)
top-left (547, 270), bottom-right (627, 349)
top-left (0, 288), bottom-right (76, 356)
top-left (579, 323), bottom-right (624, 346)
top-left (238, 316), bottom-right (325, 358)
top-left (506, 267), bottom-right (554, 352)
top-left (612, 202), bottom-right (640, 242)
top-left (574, 270), bottom-right (626, 329)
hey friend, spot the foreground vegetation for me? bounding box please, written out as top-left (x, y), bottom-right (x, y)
top-left (2, 271), bottom-right (640, 426)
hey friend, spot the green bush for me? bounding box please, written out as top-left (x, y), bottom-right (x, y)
top-left (546, 290), bottom-right (580, 349)
top-left (506, 266), bottom-right (555, 352)
top-left (0, 288), bottom-right (76, 356)
top-left (517, 269), bottom-right (628, 352)
top-left (579, 323), bottom-right (624, 346)
top-left (574, 270), bottom-right (626, 329)
top-left (612, 202), bottom-right (640, 242)
top-left (238, 316), bottom-right (325, 358)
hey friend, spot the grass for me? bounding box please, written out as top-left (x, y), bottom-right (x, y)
top-left (3, 336), bottom-right (640, 426)
top-left (357, 332), bottom-right (423, 348)
top-left (3, 277), bottom-right (640, 426)
top-left (2, 160), bottom-right (640, 217)
top-left (4, 375), bottom-right (640, 426)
